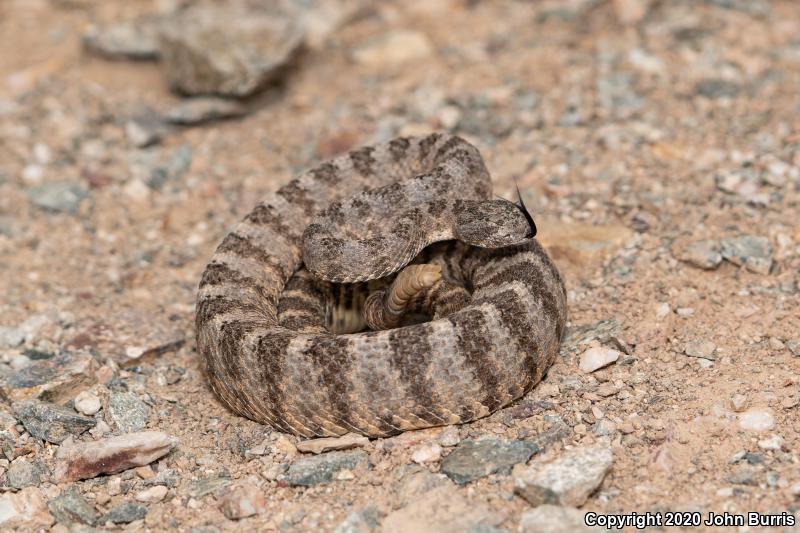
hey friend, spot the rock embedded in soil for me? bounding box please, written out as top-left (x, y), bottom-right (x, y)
top-left (0, 487), bottom-right (54, 529)
top-left (332, 506), bottom-right (380, 533)
top-left (25, 182), bottom-right (88, 214)
top-left (440, 438), bottom-right (539, 485)
top-left (164, 97), bottom-right (248, 125)
top-left (0, 351), bottom-right (97, 403)
top-left (103, 502), bottom-right (148, 524)
top-left (47, 486), bottom-right (98, 526)
top-left (218, 482), bottom-right (267, 520)
top-left (296, 432), bottom-right (369, 454)
top-left (283, 450), bottom-right (369, 487)
top-left (786, 339), bottom-right (800, 357)
top-left (513, 445), bottom-right (613, 507)
top-left (107, 391), bottom-right (150, 432)
top-left (719, 235), bottom-right (773, 274)
top-left (83, 18), bottom-right (161, 60)
top-left (411, 443), bottom-right (443, 464)
top-left (73, 390), bottom-right (101, 416)
top-left (54, 431), bottom-right (178, 482)
top-left (12, 399), bottom-right (95, 444)
top-left (738, 408), bottom-right (775, 431)
top-left (135, 485), bottom-right (168, 503)
top-left (7, 459), bottom-right (46, 489)
top-left (579, 346), bottom-right (621, 373)
top-left (158, 4), bottom-right (304, 97)
top-left (680, 239), bottom-right (723, 269)
top-left (518, 504), bottom-right (603, 533)
top-left (683, 340), bottom-right (717, 360)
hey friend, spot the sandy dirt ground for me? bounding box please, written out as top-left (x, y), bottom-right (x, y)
top-left (0, 0), bottom-right (799, 531)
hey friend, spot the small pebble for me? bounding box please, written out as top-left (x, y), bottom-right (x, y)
top-left (730, 394), bottom-right (748, 412)
top-left (135, 485), bottom-right (168, 503)
top-left (73, 391), bottom-right (101, 416)
top-left (411, 443), bottom-right (442, 464)
top-left (738, 408), bottom-right (775, 431)
top-left (757, 434), bottom-right (783, 451)
top-left (579, 346), bottom-right (621, 373)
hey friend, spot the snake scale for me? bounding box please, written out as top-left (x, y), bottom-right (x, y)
top-left (196, 133), bottom-right (567, 438)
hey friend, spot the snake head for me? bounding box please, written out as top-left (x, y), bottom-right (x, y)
top-left (453, 196), bottom-right (537, 248)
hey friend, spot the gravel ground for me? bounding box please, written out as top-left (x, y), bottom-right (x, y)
top-left (0, 0), bottom-right (799, 531)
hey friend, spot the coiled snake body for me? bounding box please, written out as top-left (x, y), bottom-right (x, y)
top-left (196, 133), bottom-right (567, 437)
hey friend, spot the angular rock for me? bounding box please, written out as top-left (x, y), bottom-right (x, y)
top-left (513, 445), bottom-right (613, 507)
top-left (519, 505), bottom-right (602, 533)
top-left (683, 340), bottom-right (717, 360)
top-left (332, 506), bottom-right (380, 533)
top-left (787, 340), bottom-right (800, 357)
top-left (189, 476), bottom-right (232, 498)
top-left (440, 438), bottom-right (539, 485)
top-left (83, 18), bottom-right (161, 60)
top-left (681, 240), bottom-right (723, 269)
top-left (296, 432), bottom-right (369, 454)
top-left (54, 431), bottom-right (178, 482)
top-left (107, 391), bottom-right (150, 432)
top-left (284, 450), bottom-right (368, 486)
top-left (720, 235), bottom-right (773, 274)
top-left (158, 4), bottom-right (304, 97)
top-left (7, 459), bottom-right (46, 489)
top-left (382, 486), bottom-right (502, 533)
top-left (0, 351), bottom-right (97, 403)
top-left (579, 346), bottom-right (621, 373)
top-left (47, 487), bottom-right (97, 526)
top-left (164, 97), bottom-right (247, 125)
top-left (411, 443), bottom-right (442, 464)
top-left (219, 482), bottom-right (266, 520)
top-left (125, 113), bottom-right (169, 148)
top-left (26, 182), bottom-right (88, 214)
top-left (0, 487), bottom-right (54, 529)
top-left (135, 485), bottom-right (168, 503)
top-left (12, 399), bottom-right (95, 444)
top-left (738, 408), bottom-right (775, 431)
top-left (103, 502), bottom-right (148, 524)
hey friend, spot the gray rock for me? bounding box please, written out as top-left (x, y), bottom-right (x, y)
top-left (682, 240), bottom-right (723, 269)
top-left (125, 112), bottom-right (169, 148)
top-left (694, 79), bottom-right (741, 99)
top-left (787, 340), bottom-right (800, 357)
top-left (7, 459), bottom-right (46, 489)
top-left (284, 450), bottom-right (368, 486)
top-left (158, 4), bottom-right (304, 97)
top-left (12, 399), bottom-right (96, 444)
top-left (683, 340), bottom-right (717, 360)
top-left (189, 476), bottom-right (231, 498)
top-left (440, 438), bottom-right (539, 485)
top-left (48, 487), bottom-right (97, 526)
top-left (83, 18), bottom-right (161, 60)
top-left (720, 235), bottom-right (773, 274)
top-left (518, 505), bottom-right (603, 533)
top-left (560, 318), bottom-right (629, 355)
top-left (26, 182), bottom-right (88, 214)
top-left (103, 502), bottom-right (148, 524)
top-left (108, 392), bottom-right (150, 433)
top-left (1, 351), bottom-right (97, 404)
top-left (332, 506), bottom-right (380, 533)
top-left (0, 325), bottom-right (25, 348)
top-left (513, 445), bottom-right (613, 507)
top-left (164, 97), bottom-right (247, 125)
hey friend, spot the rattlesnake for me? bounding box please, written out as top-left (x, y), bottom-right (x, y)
top-left (196, 133), bottom-right (567, 438)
